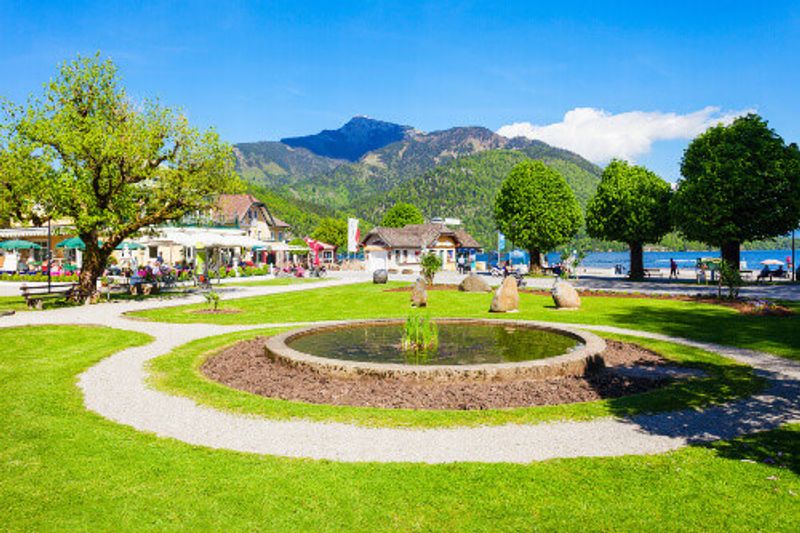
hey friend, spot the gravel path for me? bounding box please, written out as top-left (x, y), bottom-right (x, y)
top-left (3, 277), bottom-right (799, 464)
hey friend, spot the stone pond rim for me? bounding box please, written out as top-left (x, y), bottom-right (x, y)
top-left (263, 318), bottom-right (607, 381)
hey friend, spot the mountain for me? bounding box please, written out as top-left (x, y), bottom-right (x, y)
top-left (233, 142), bottom-right (343, 187)
top-left (357, 149), bottom-right (602, 248)
top-left (280, 116), bottom-right (414, 161)
top-left (235, 117), bottom-right (604, 247)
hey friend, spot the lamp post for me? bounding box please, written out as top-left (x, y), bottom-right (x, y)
top-left (793, 228), bottom-right (796, 282)
top-left (47, 218), bottom-right (52, 292)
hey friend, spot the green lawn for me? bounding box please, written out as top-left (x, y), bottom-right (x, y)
top-left (219, 276), bottom-right (320, 287)
top-left (2, 325), bottom-right (799, 530)
top-left (149, 328), bottom-right (762, 428)
top-left (130, 282), bottom-right (800, 360)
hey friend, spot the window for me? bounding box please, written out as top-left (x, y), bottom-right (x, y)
top-left (148, 246), bottom-right (158, 259)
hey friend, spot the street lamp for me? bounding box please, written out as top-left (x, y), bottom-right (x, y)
top-left (33, 204), bottom-right (52, 292)
top-left (793, 228), bottom-right (797, 282)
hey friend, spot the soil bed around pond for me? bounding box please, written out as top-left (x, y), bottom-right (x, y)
top-left (201, 339), bottom-right (680, 410)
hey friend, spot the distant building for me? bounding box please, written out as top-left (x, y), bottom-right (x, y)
top-left (360, 223), bottom-right (481, 272)
top-left (213, 194), bottom-right (291, 242)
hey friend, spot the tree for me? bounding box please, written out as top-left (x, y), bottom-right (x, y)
top-left (0, 54), bottom-right (239, 299)
top-left (420, 252), bottom-right (442, 285)
top-left (310, 217), bottom-right (347, 249)
top-left (672, 114), bottom-right (800, 266)
top-left (586, 160), bottom-right (672, 279)
top-left (493, 160), bottom-right (582, 271)
top-left (381, 202), bottom-right (424, 227)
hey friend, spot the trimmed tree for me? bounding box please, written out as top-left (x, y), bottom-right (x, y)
top-left (311, 217), bottom-right (347, 249)
top-left (381, 202), bottom-right (424, 227)
top-left (586, 160), bottom-right (672, 280)
top-left (493, 160), bottom-right (582, 272)
top-left (672, 114), bottom-right (800, 267)
top-left (0, 55), bottom-right (240, 299)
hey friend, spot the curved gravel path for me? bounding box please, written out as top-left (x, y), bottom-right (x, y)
top-left (3, 277), bottom-right (800, 463)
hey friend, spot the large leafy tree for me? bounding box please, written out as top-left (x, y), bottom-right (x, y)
top-left (493, 160), bottom-right (582, 271)
top-left (0, 55), bottom-right (240, 298)
top-left (586, 160), bottom-right (672, 279)
top-left (381, 201), bottom-right (424, 227)
top-left (672, 114), bottom-right (800, 267)
top-left (310, 217), bottom-right (347, 249)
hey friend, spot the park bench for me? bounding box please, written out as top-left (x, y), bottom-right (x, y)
top-left (20, 282), bottom-right (77, 309)
top-left (643, 268), bottom-right (661, 278)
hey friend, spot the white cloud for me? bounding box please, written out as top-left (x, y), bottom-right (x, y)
top-left (497, 106), bottom-right (752, 163)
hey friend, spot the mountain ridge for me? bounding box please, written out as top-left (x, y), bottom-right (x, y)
top-left (234, 117), bottom-right (604, 246)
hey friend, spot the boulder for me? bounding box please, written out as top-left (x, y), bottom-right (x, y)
top-left (411, 278), bottom-right (428, 307)
top-left (552, 279), bottom-right (581, 309)
top-left (490, 276), bottom-right (519, 313)
top-left (459, 274), bottom-right (491, 293)
top-left (373, 269), bottom-right (388, 284)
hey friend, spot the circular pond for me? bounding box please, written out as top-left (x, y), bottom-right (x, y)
top-left (265, 319), bottom-right (606, 381)
top-left (287, 322), bottom-right (580, 365)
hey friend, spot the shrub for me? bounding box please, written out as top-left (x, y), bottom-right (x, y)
top-left (718, 261), bottom-right (744, 300)
top-left (203, 290), bottom-right (220, 310)
top-left (420, 252), bottom-right (442, 285)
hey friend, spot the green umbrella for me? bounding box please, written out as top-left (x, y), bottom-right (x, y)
top-left (56, 236), bottom-right (86, 250)
top-left (0, 239), bottom-right (42, 250)
top-left (115, 241), bottom-right (145, 250)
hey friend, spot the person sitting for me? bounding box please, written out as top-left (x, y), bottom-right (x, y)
top-left (774, 266), bottom-right (786, 278)
top-left (757, 266), bottom-right (772, 282)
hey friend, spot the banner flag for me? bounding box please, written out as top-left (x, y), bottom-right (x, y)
top-left (347, 218), bottom-right (360, 253)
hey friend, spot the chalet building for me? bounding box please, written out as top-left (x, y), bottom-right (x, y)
top-left (214, 194), bottom-right (291, 242)
top-left (360, 223), bottom-right (481, 272)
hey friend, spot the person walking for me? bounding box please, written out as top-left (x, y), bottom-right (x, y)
top-left (669, 258), bottom-right (678, 280)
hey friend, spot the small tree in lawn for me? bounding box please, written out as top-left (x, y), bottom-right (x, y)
top-left (0, 54), bottom-right (240, 300)
top-left (311, 217), bottom-right (347, 249)
top-left (672, 114), bottom-right (800, 267)
top-left (493, 160), bottom-right (582, 273)
top-left (420, 252), bottom-right (442, 285)
top-left (586, 160), bottom-right (672, 280)
top-left (382, 202), bottom-right (424, 228)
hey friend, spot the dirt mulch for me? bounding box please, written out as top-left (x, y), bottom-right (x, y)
top-left (201, 339), bottom-right (677, 410)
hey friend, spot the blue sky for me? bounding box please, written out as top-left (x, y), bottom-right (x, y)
top-left (1, 1), bottom-right (798, 181)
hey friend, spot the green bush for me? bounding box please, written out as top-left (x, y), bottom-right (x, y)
top-left (420, 252), bottom-right (442, 285)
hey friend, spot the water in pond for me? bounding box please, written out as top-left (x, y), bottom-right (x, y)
top-left (287, 323), bottom-right (581, 365)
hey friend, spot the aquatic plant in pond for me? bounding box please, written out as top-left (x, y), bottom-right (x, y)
top-left (401, 316), bottom-right (439, 355)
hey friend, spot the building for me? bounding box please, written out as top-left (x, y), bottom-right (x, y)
top-left (214, 194), bottom-right (291, 242)
top-left (360, 223), bottom-right (481, 272)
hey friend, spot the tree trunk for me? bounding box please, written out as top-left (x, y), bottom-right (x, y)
top-left (629, 241), bottom-right (644, 280)
top-left (75, 232), bottom-right (108, 301)
top-left (528, 248), bottom-right (542, 274)
top-left (721, 241), bottom-right (741, 268)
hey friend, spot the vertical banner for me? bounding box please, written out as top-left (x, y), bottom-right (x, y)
top-left (497, 232), bottom-right (506, 251)
top-left (347, 218), bottom-right (360, 253)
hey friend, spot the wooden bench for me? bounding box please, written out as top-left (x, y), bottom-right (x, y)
top-left (643, 268), bottom-right (662, 278)
top-left (20, 282), bottom-right (77, 309)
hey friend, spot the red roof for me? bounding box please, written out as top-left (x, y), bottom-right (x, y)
top-left (216, 194), bottom-right (290, 228)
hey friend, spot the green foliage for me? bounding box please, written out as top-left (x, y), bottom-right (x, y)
top-left (0, 54), bottom-right (240, 294)
top-left (672, 114), bottom-right (800, 258)
top-left (718, 261), bottom-right (744, 300)
top-left (381, 202), bottom-right (424, 227)
top-left (494, 161), bottom-right (583, 265)
top-left (401, 315), bottom-right (439, 359)
top-left (587, 160), bottom-right (672, 245)
top-left (359, 149), bottom-right (601, 249)
top-left (420, 252), bottom-right (442, 284)
top-left (587, 160), bottom-right (672, 278)
top-left (311, 217), bottom-right (347, 248)
top-left (203, 291), bottom-right (221, 311)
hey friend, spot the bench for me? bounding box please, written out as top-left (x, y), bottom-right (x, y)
top-left (643, 268), bottom-right (662, 278)
top-left (20, 282), bottom-right (77, 309)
